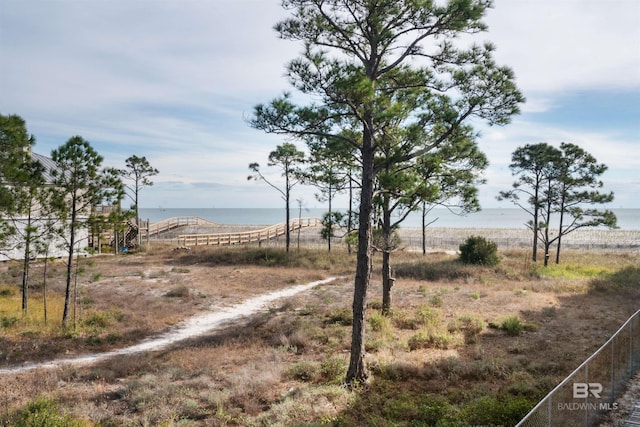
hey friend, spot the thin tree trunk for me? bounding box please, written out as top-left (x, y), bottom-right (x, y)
top-left (346, 125), bottom-right (374, 385)
top-left (347, 171), bottom-right (353, 254)
top-left (285, 173), bottom-right (291, 252)
top-left (135, 187), bottom-right (141, 247)
top-left (421, 202), bottom-right (426, 255)
top-left (63, 196), bottom-right (77, 326)
top-left (381, 195), bottom-right (393, 315)
top-left (43, 248), bottom-right (49, 325)
top-left (328, 182), bottom-right (332, 253)
top-left (532, 182), bottom-right (539, 262)
top-left (382, 250), bottom-right (392, 315)
top-left (21, 207), bottom-right (33, 315)
top-left (297, 199), bottom-right (302, 250)
top-left (555, 194), bottom-right (566, 264)
top-left (73, 247), bottom-right (80, 330)
top-left (543, 183), bottom-right (552, 267)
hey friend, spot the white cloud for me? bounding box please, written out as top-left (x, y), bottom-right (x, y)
top-left (487, 0), bottom-right (640, 94)
top-left (1, 0), bottom-right (638, 210)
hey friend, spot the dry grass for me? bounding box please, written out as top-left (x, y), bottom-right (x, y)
top-left (0, 243), bottom-right (639, 425)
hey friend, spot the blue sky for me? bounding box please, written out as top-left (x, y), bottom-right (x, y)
top-left (1, 0), bottom-right (639, 210)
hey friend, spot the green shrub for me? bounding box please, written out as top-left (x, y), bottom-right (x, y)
top-left (1, 316), bottom-right (19, 328)
top-left (5, 397), bottom-right (89, 427)
top-left (284, 360), bottom-right (319, 382)
top-left (368, 312), bottom-right (391, 332)
top-left (0, 285), bottom-right (16, 297)
top-left (459, 235), bottom-right (499, 266)
top-left (416, 305), bottom-right (439, 325)
top-left (392, 310), bottom-right (421, 330)
top-left (501, 316), bottom-right (524, 336)
top-left (429, 294), bottom-right (443, 307)
top-left (408, 330), bottom-right (461, 350)
top-left (460, 395), bottom-right (533, 426)
top-left (319, 355), bottom-right (347, 384)
top-left (327, 308), bottom-right (352, 326)
top-left (164, 285), bottom-right (191, 298)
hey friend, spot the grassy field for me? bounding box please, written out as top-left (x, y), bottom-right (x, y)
top-left (0, 243), bottom-right (639, 426)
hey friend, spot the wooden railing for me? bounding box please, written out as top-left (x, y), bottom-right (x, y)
top-left (147, 217), bottom-right (219, 237)
top-left (177, 217), bottom-right (322, 247)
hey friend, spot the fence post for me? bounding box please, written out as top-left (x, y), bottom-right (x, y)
top-left (631, 321), bottom-right (634, 374)
top-left (612, 339), bottom-right (615, 401)
top-left (585, 363), bottom-right (589, 426)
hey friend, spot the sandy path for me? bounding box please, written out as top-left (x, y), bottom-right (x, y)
top-left (0, 276), bottom-right (343, 376)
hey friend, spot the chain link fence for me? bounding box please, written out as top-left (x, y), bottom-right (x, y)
top-left (517, 309), bottom-right (640, 426)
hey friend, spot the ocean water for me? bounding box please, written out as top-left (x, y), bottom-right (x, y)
top-left (139, 208), bottom-right (640, 230)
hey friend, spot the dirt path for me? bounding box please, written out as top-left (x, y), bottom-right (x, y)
top-left (0, 276), bottom-right (343, 376)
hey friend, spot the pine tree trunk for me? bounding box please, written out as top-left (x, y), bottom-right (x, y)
top-left (63, 196), bottom-right (77, 326)
top-left (381, 196), bottom-right (393, 315)
top-left (556, 195), bottom-right (566, 264)
top-left (22, 206), bottom-right (32, 314)
top-left (347, 172), bottom-right (353, 254)
top-left (328, 181), bottom-right (332, 252)
top-left (382, 250), bottom-right (392, 315)
top-left (346, 126), bottom-right (374, 386)
top-left (285, 174), bottom-right (290, 252)
top-left (422, 202), bottom-right (426, 255)
top-left (532, 184), bottom-right (539, 262)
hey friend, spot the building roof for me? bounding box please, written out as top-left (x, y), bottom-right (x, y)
top-left (31, 152), bottom-right (59, 184)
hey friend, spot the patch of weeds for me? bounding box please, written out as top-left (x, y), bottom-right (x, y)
top-left (327, 308), bottom-right (352, 326)
top-left (91, 273), bottom-right (102, 282)
top-left (539, 263), bottom-right (611, 280)
top-left (367, 299), bottom-right (383, 310)
top-left (170, 267), bottom-right (190, 274)
top-left (298, 305), bottom-right (314, 316)
top-left (501, 316), bottom-right (524, 336)
top-left (3, 397), bottom-right (89, 427)
top-left (417, 285), bottom-right (428, 296)
top-left (590, 266), bottom-right (640, 291)
top-left (465, 358), bottom-right (510, 381)
top-left (86, 335), bottom-right (104, 346)
top-left (319, 355), bottom-right (347, 384)
top-left (488, 321), bottom-right (501, 330)
top-left (460, 395), bottom-right (533, 426)
top-left (408, 329), bottom-right (462, 350)
top-left (106, 333), bottom-right (123, 344)
top-left (392, 310), bottom-right (421, 330)
top-left (82, 310), bottom-right (125, 330)
top-left (365, 336), bottom-right (387, 353)
top-left (368, 312), bottom-right (391, 333)
top-left (507, 341), bottom-right (526, 354)
top-left (284, 360), bottom-right (319, 382)
top-left (0, 285), bottom-right (16, 297)
top-left (416, 305), bottom-right (439, 325)
top-left (453, 314), bottom-right (485, 343)
top-left (469, 291), bottom-right (482, 300)
top-left (164, 285), bottom-right (191, 298)
top-left (514, 288), bottom-right (528, 296)
top-left (1, 316), bottom-right (19, 328)
top-left (429, 294), bottom-right (443, 307)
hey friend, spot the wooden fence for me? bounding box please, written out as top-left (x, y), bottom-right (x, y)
top-left (177, 217), bottom-right (321, 247)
